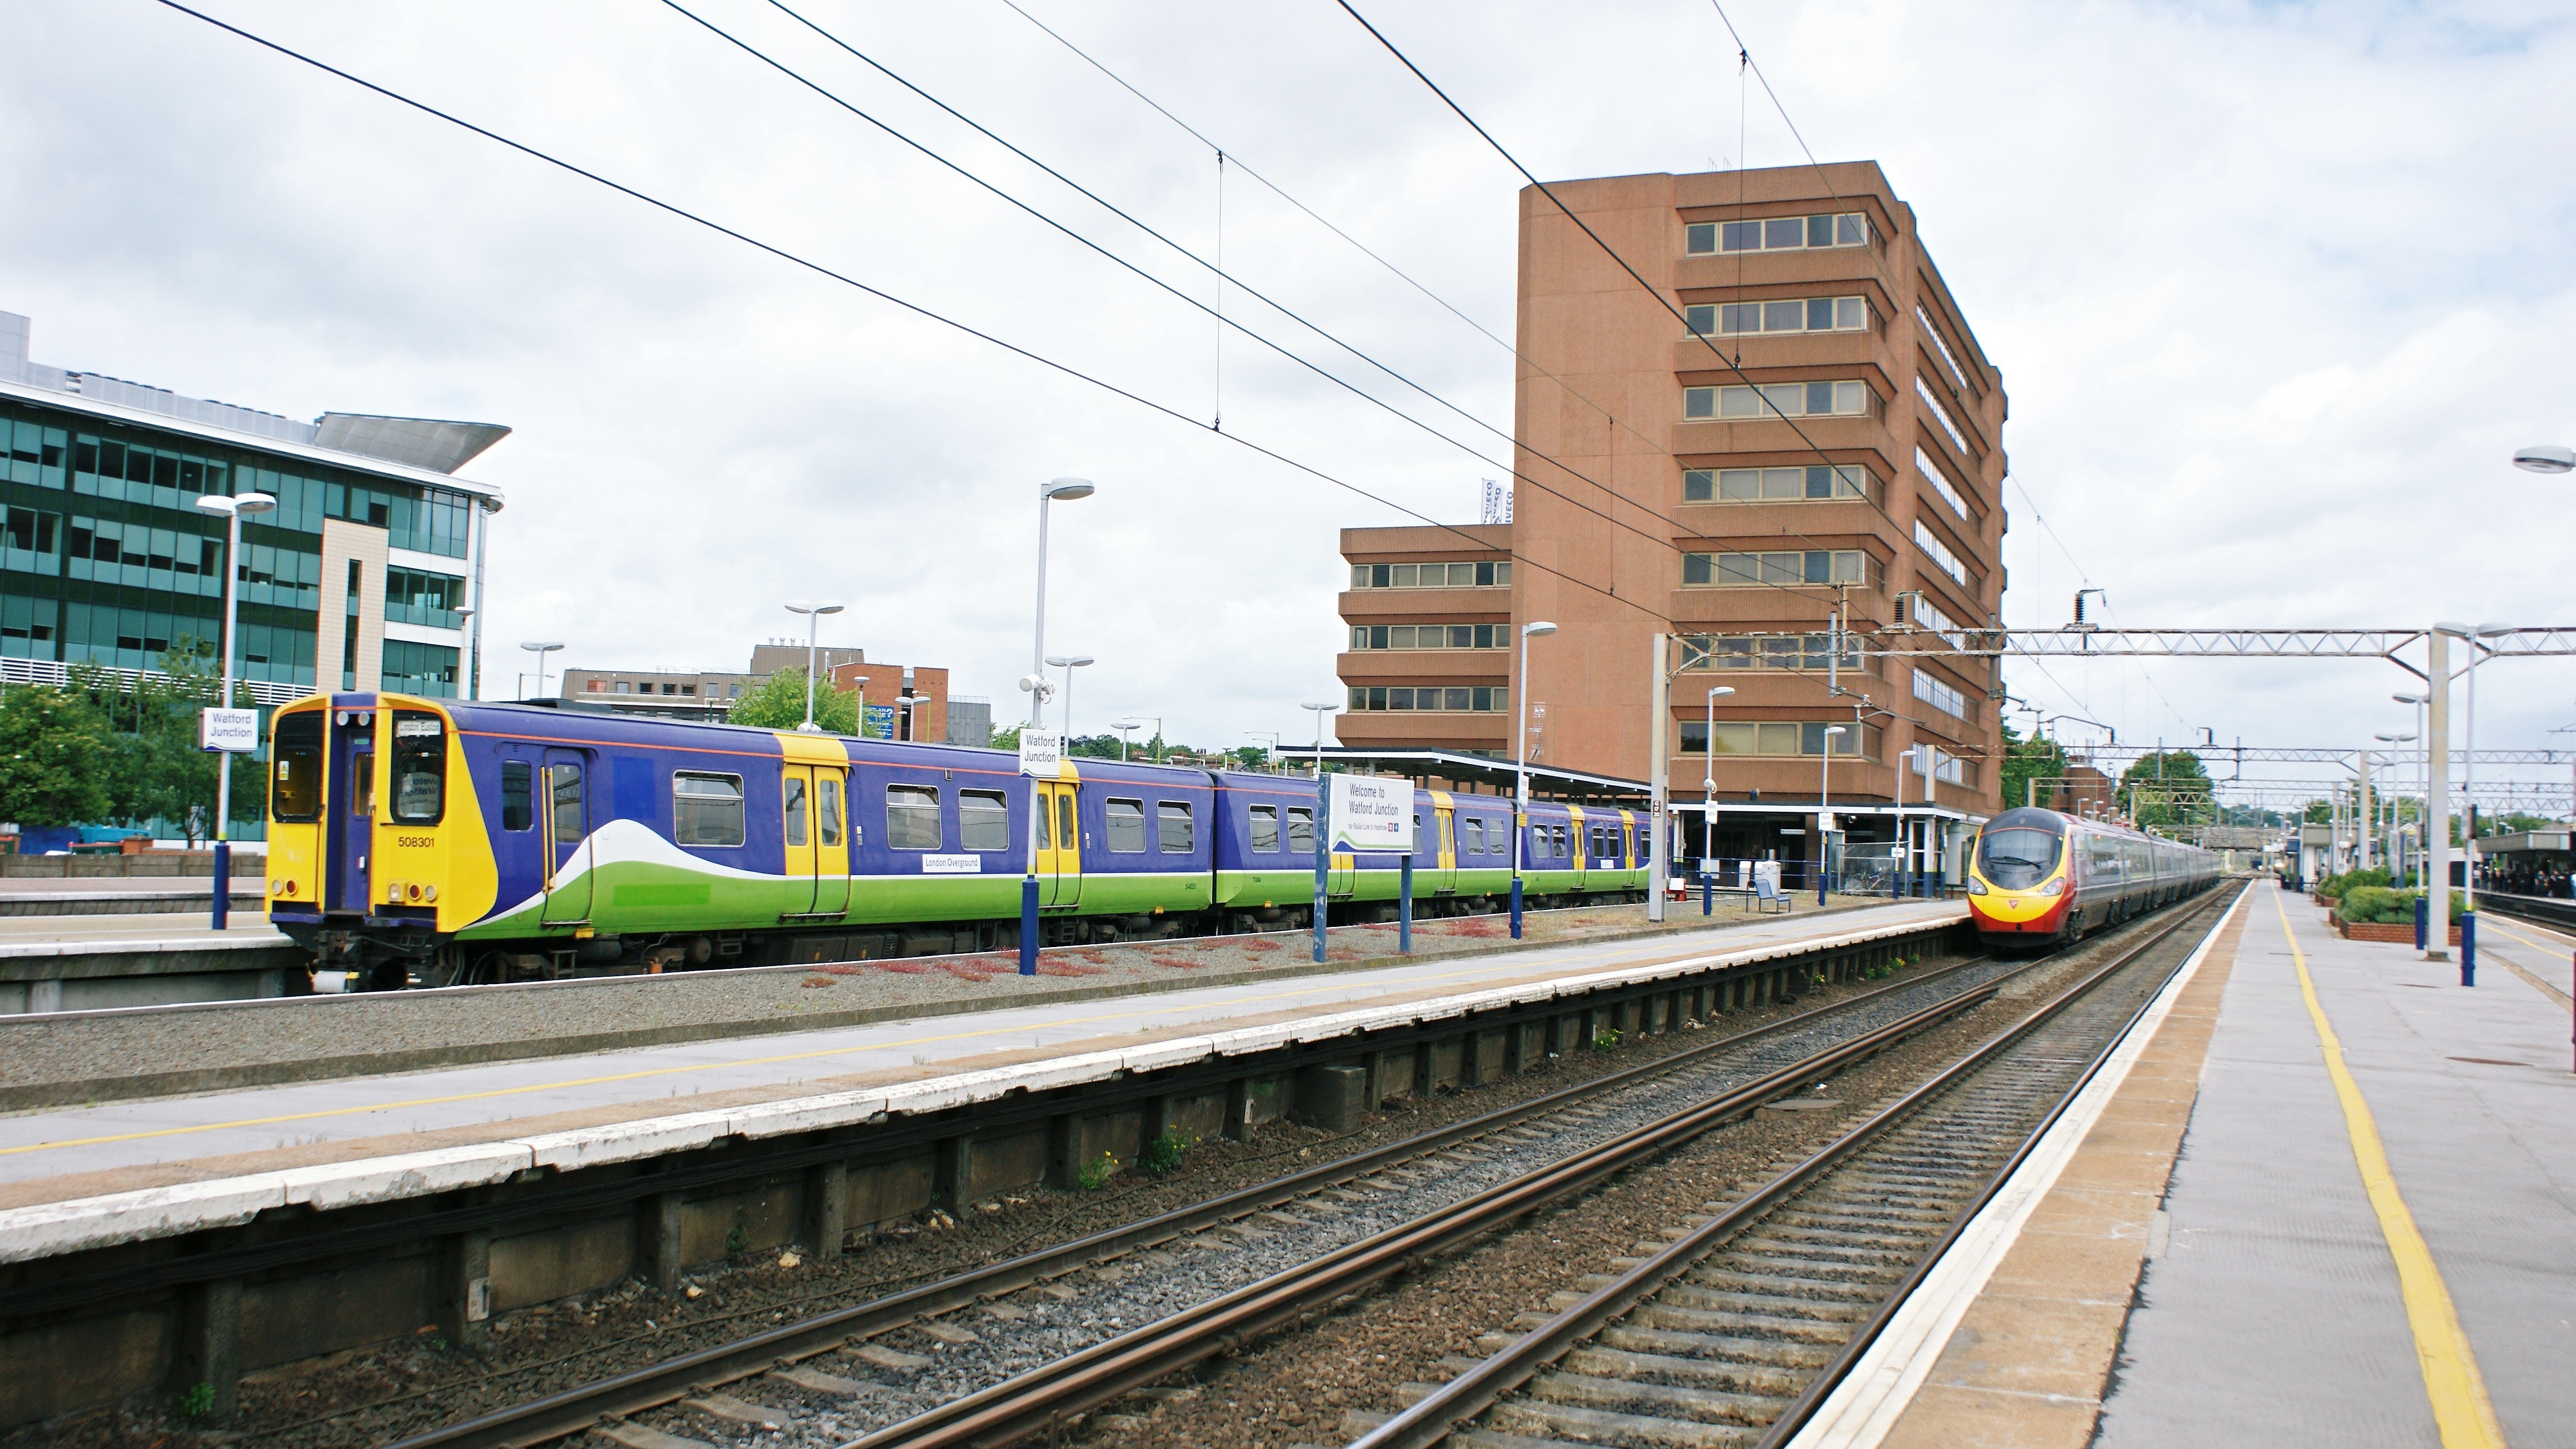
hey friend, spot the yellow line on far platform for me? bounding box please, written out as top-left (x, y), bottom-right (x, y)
top-left (2272, 889), bottom-right (2506, 1449)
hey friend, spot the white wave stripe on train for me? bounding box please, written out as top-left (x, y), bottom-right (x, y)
top-left (482, 817), bottom-right (783, 925)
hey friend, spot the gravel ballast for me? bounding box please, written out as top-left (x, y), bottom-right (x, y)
top-left (0, 899), bottom-right (1906, 1109)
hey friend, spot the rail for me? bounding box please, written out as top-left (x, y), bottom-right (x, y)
top-left (1350, 881), bottom-right (2241, 1448)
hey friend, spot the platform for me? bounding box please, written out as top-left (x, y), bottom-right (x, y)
top-left (0, 911), bottom-right (299, 1015)
top-left (0, 899), bottom-right (1964, 1221)
top-left (1842, 878), bottom-right (2572, 1449)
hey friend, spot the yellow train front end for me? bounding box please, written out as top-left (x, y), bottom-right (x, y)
top-left (265, 693), bottom-right (497, 990)
top-left (1965, 808), bottom-right (2077, 947)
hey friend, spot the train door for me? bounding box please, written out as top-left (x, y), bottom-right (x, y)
top-left (780, 765), bottom-right (852, 918)
top-left (328, 710), bottom-right (376, 913)
top-left (1567, 806), bottom-right (1590, 890)
top-left (539, 748), bottom-right (593, 925)
top-left (1036, 776), bottom-right (1083, 908)
top-left (1428, 792), bottom-right (1457, 894)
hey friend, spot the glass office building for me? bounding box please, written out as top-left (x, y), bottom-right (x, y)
top-left (0, 310), bottom-right (505, 702)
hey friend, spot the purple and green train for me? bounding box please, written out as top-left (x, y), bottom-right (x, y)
top-left (264, 693), bottom-right (1649, 989)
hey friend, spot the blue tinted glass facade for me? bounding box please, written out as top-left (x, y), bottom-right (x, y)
top-left (0, 395), bottom-right (473, 690)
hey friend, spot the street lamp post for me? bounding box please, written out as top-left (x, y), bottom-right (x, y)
top-left (194, 490), bottom-right (276, 929)
top-left (1029, 479), bottom-right (1095, 729)
top-left (452, 607), bottom-right (475, 700)
top-left (2393, 692), bottom-right (2427, 886)
top-left (851, 676), bottom-right (871, 738)
top-left (519, 641), bottom-right (564, 701)
top-left (2441, 620), bottom-right (2514, 981)
top-left (1045, 655), bottom-right (1094, 742)
top-left (783, 601), bottom-right (845, 732)
top-left (1511, 621), bottom-right (1558, 940)
top-left (1818, 724), bottom-right (1848, 904)
top-left (897, 691), bottom-right (922, 742)
top-left (1302, 701), bottom-right (1340, 963)
top-left (2374, 732), bottom-right (2416, 892)
top-left (1700, 684), bottom-right (1735, 915)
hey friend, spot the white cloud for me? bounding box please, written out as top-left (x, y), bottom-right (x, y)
top-left (1, 0), bottom-right (2571, 801)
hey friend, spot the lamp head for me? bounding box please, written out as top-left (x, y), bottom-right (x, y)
top-left (1043, 477), bottom-right (1096, 500)
top-left (1825, 725), bottom-right (1848, 735)
top-left (2511, 444), bottom-right (2575, 474)
top-left (1522, 620), bottom-right (1558, 638)
top-left (2392, 692), bottom-right (2426, 705)
top-left (1300, 701), bottom-right (1341, 713)
top-left (519, 640), bottom-right (563, 653)
top-left (233, 491), bottom-right (276, 516)
top-left (2434, 620), bottom-right (2471, 637)
top-left (1707, 685), bottom-right (1735, 700)
top-left (2471, 621), bottom-right (2513, 638)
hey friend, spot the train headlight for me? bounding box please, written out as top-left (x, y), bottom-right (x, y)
top-left (1965, 877), bottom-right (1987, 895)
top-left (269, 878), bottom-right (282, 895)
top-left (424, 884), bottom-right (438, 903)
top-left (2039, 879), bottom-right (2064, 895)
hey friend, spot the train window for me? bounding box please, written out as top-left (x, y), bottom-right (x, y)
top-left (1106, 798), bottom-right (1148, 853)
top-left (672, 772), bottom-right (745, 847)
top-left (1248, 805), bottom-right (1280, 852)
top-left (782, 775), bottom-right (809, 848)
top-left (1157, 802), bottom-right (1195, 853)
top-left (1553, 824), bottom-right (1571, 857)
top-left (1462, 817), bottom-right (1484, 854)
top-left (960, 790), bottom-right (1009, 851)
top-left (1977, 828), bottom-right (2059, 888)
top-left (549, 762), bottom-right (583, 844)
top-left (819, 776), bottom-right (844, 848)
top-left (887, 785), bottom-right (942, 851)
top-left (1058, 794), bottom-right (1075, 852)
top-left (389, 713), bottom-right (445, 824)
top-left (1286, 807), bottom-right (1315, 856)
top-left (1034, 790), bottom-right (1052, 850)
top-left (500, 760), bottom-right (531, 831)
top-left (271, 711), bottom-right (323, 822)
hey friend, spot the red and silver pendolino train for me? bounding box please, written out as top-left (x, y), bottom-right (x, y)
top-left (1965, 807), bottom-right (2222, 948)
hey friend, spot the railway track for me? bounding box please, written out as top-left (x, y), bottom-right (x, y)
top-left (359, 941), bottom-right (2034, 1449)
top-left (349, 895), bottom-right (2219, 1449)
top-left (1349, 880), bottom-right (2243, 1449)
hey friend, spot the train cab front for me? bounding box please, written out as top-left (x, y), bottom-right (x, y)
top-left (265, 693), bottom-right (489, 991)
top-left (1966, 810), bottom-right (2073, 947)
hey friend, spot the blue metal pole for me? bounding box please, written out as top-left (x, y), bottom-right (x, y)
top-left (1313, 771), bottom-right (1330, 963)
top-left (1701, 867), bottom-right (1712, 916)
top-left (1019, 874), bottom-right (1039, 975)
top-left (2460, 909), bottom-right (2476, 986)
top-left (2414, 894), bottom-right (2428, 952)
top-left (1399, 853), bottom-right (1413, 954)
top-left (212, 840), bottom-right (230, 931)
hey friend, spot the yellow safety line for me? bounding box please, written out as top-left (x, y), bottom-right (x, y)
top-left (2272, 889), bottom-right (2508, 1448)
top-left (1, 908), bottom-right (1898, 1159)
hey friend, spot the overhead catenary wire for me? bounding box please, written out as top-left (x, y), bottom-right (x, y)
top-left (144, 0), bottom-right (1670, 632)
top-left (746, 0), bottom-right (1865, 606)
top-left (988, 0), bottom-right (1904, 588)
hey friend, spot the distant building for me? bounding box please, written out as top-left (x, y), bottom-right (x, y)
top-left (0, 308), bottom-right (505, 699)
top-left (560, 643), bottom-right (978, 743)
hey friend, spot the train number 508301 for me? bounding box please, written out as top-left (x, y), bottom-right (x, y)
top-left (396, 834), bottom-right (436, 848)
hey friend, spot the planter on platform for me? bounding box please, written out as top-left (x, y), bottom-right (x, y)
top-left (2331, 916), bottom-right (2461, 945)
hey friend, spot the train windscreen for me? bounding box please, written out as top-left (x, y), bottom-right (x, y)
top-left (1977, 828), bottom-right (2062, 889)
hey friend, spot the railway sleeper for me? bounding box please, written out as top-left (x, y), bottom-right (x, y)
top-left (1526, 1368), bottom-right (1777, 1425)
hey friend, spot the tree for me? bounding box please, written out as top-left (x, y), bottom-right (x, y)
top-left (988, 722), bottom-right (1022, 751)
top-left (726, 669), bottom-right (860, 733)
top-left (0, 684), bottom-right (114, 828)
top-left (2302, 798), bottom-right (2333, 824)
top-left (2117, 751), bottom-right (2215, 833)
top-left (1996, 723), bottom-right (2069, 813)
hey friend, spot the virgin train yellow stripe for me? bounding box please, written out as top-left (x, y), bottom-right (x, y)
top-left (2272, 890), bottom-right (2506, 1448)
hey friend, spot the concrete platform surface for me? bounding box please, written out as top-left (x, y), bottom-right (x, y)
top-left (1866, 879), bottom-right (2570, 1449)
top-left (0, 911), bottom-right (285, 952)
top-left (0, 899), bottom-right (1964, 1210)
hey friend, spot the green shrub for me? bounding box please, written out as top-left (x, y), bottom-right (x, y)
top-left (1591, 1027), bottom-right (1622, 1053)
top-left (1076, 1150), bottom-right (1122, 1191)
top-left (2316, 867), bottom-right (2391, 900)
top-left (2339, 887), bottom-right (2466, 925)
top-left (1137, 1126), bottom-right (1193, 1176)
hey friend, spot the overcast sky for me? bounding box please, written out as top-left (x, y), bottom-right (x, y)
top-left (3, 0), bottom-right (2570, 808)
